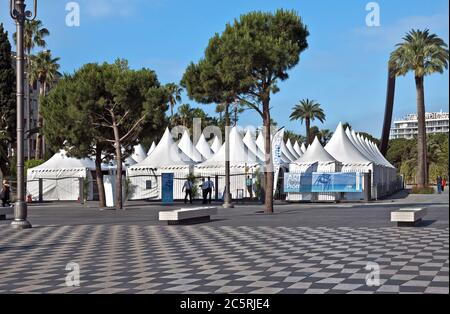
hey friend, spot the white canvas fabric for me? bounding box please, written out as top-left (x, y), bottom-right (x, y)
top-left (195, 134), bottom-right (213, 160)
top-left (210, 136), bottom-right (222, 154)
top-left (197, 127), bottom-right (258, 168)
top-left (26, 149), bottom-right (95, 201)
top-left (147, 142), bottom-right (156, 156)
top-left (178, 130), bottom-right (203, 163)
top-left (132, 144), bottom-right (147, 163)
top-left (128, 128), bottom-right (195, 171)
top-left (300, 143), bottom-right (307, 154)
top-left (325, 123), bottom-right (372, 165)
top-left (293, 137), bottom-right (337, 165)
top-left (286, 139), bottom-right (300, 159)
top-left (293, 141), bottom-right (303, 157)
top-left (243, 130), bottom-right (265, 162)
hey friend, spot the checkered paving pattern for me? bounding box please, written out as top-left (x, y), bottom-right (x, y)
top-left (0, 225), bottom-right (448, 294)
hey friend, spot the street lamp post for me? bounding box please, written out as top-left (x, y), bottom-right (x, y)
top-left (10, 0), bottom-right (37, 230)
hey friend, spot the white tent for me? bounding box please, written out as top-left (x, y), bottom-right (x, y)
top-left (127, 128), bottom-right (195, 200)
top-left (196, 127), bottom-right (260, 200)
top-left (256, 130), bottom-right (293, 165)
top-left (288, 137), bottom-right (342, 202)
top-left (195, 133), bottom-right (213, 160)
top-left (147, 142), bottom-right (156, 156)
top-left (27, 149), bottom-right (95, 201)
top-left (210, 136), bottom-right (221, 154)
top-left (293, 141), bottom-right (303, 157)
top-left (178, 130), bottom-right (203, 163)
top-left (286, 139), bottom-right (300, 160)
top-left (243, 129), bottom-right (265, 162)
top-left (300, 143), bottom-right (307, 154)
top-left (132, 144), bottom-right (147, 163)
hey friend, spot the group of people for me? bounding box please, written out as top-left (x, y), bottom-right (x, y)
top-left (182, 177), bottom-right (215, 205)
top-left (437, 176), bottom-right (447, 194)
top-left (0, 179), bottom-right (11, 207)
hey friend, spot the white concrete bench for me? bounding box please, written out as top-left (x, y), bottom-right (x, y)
top-left (159, 207), bottom-right (217, 225)
top-left (391, 208), bottom-right (428, 227)
top-left (0, 207), bottom-right (14, 220)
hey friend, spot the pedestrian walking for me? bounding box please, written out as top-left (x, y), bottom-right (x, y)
top-left (437, 176), bottom-right (443, 194)
top-left (201, 178), bottom-right (208, 204)
top-left (182, 178), bottom-right (193, 204)
top-left (442, 177), bottom-right (447, 192)
top-left (205, 177), bottom-right (214, 204)
top-left (1, 179), bottom-right (11, 207)
top-left (246, 175), bottom-right (253, 199)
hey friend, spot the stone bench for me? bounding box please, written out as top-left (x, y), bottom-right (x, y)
top-left (391, 208), bottom-right (428, 227)
top-left (0, 206), bottom-right (14, 220)
top-left (159, 207), bottom-right (217, 225)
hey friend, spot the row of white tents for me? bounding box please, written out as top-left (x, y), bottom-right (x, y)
top-left (26, 122), bottom-right (399, 202)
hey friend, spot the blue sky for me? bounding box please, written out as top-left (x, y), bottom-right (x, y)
top-left (1, 0), bottom-right (448, 137)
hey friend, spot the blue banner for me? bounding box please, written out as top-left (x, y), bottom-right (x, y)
top-left (284, 172), bottom-right (362, 193)
top-left (161, 173), bottom-right (174, 204)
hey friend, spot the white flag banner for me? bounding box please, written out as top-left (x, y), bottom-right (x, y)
top-left (272, 128), bottom-right (285, 196)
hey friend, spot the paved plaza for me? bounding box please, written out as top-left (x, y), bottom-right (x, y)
top-left (0, 191), bottom-right (448, 294)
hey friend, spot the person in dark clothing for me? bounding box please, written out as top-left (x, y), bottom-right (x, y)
top-left (182, 179), bottom-right (193, 204)
top-left (201, 178), bottom-right (208, 204)
top-left (1, 180), bottom-right (11, 207)
top-left (205, 177), bottom-right (214, 204)
top-left (437, 176), bottom-right (443, 194)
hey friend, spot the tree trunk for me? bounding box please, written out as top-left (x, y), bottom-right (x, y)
top-left (112, 124), bottom-right (123, 210)
top-left (95, 147), bottom-right (106, 208)
top-left (26, 52), bottom-right (31, 161)
top-left (34, 82), bottom-right (45, 160)
top-left (306, 117), bottom-right (311, 146)
top-left (223, 104), bottom-right (232, 206)
top-left (263, 95), bottom-right (274, 214)
top-left (415, 76), bottom-right (427, 188)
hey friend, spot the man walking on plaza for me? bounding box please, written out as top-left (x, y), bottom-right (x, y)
top-left (246, 175), bottom-right (253, 199)
top-left (201, 178), bottom-right (208, 204)
top-left (182, 178), bottom-right (193, 204)
top-left (205, 177), bottom-right (214, 204)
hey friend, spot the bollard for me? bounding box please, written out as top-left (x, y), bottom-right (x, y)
top-left (38, 178), bottom-right (43, 203)
top-left (79, 178), bottom-right (85, 204)
top-left (363, 171), bottom-right (372, 202)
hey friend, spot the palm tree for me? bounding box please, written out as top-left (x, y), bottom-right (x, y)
top-left (29, 50), bottom-right (60, 159)
top-left (318, 129), bottom-right (333, 146)
top-left (14, 20), bottom-right (49, 160)
top-left (390, 29), bottom-right (449, 188)
top-left (290, 99), bottom-right (326, 145)
top-left (166, 83), bottom-right (182, 123)
top-left (177, 104), bottom-right (192, 127)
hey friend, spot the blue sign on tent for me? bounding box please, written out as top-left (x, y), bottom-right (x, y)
top-left (284, 172), bottom-right (363, 193)
top-left (161, 173), bottom-right (174, 204)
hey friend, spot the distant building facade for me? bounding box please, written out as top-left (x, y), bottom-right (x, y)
top-left (390, 111), bottom-right (449, 140)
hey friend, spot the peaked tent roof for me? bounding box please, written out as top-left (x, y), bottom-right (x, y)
top-left (31, 149), bottom-right (96, 171)
top-left (300, 143), bottom-right (307, 154)
top-left (132, 144), bottom-right (147, 163)
top-left (210, 136), bottom-right (222, 154)
top-left (346, 128), bottom-right (377, 163)
top-left (293, 141), bottom-right (303, 157)
top-left (325, 123), bottom-right (372, 165)
top-left (147, 142), bottom-right (156, 156)
top-left (243, 130), bottom-right (265, 161)
top-left (198, 127), bottom-right (258, 167)
top-left (195, 134), bottom-right (213, 160)
top-left (178, 130), bottom-right (203, 163)
top-left (130, 128), bottom-right (195, 169)
top-left (286, 139), bottom-right (300, 160)
top-left (294, 137), bottom-right (337, 164)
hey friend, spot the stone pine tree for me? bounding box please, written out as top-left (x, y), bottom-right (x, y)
top-left (0, 23), bottom-right (16, 177)
top-left (43, 60), bottom-right (169, 210)
top-left (183, 10), bottom-right (309, 213)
